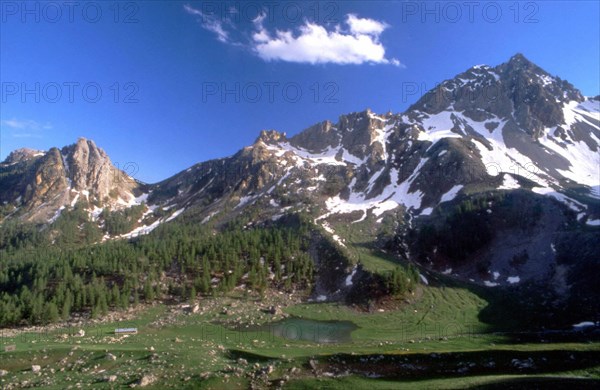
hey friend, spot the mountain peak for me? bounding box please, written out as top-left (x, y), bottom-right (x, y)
top-left (2, 148), bottom-right (46, 165)
top-left (69, 137), bottom-right (105, 157)
top-left (507, 52), bottom-right (531, 65)
top-left (407, 53), bottom-right (585, 137)
top-left (463, 52), bottom-right (534, 74)
top-left (0, 137), bottom-right (143, 222)
top-left (499, 52), bottom-right (552, 79)
top-left (255, 130), bottom-right (287, 145)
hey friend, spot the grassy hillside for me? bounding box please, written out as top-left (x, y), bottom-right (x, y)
top-left (1, 275), bottom-right (598, 389)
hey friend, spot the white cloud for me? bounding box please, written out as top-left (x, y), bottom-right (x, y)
top-left (1, 118), bottom-right (51, 138)
top-left (184, 4), bottom-right (230, 43)
top-left (1, 118), bottom-right (52, 131)
top-left (252, 14), bottom-right (400, 66)
top-left (185, 4), bottom-right (402, 67)
top-left (346, 14), bottom-right (388, 36)
top-left (10, 133), bottom-right (40, 138)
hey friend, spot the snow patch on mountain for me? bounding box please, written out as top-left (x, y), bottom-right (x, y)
top-left (365, 168), bottom-right (386, 194)
top-left (340, 149), bottom-right (366, 165)
top-left (345, 266), bottom-right (357, 286)
top-left (165, 208), bottom-right (185, 222)
top-left (89, 206), bottom-right (103, 220)
top-left (201, 211), bottom-right (219, 224)
top-left (368, 112), bottom-right (387, 122)
top-left (472, 136), bottom-right (547, 185)
top-left (420, 207), bottom-right (433, 216)
top-left (323, 159), bottom-right (427, 220)
top-left (236, 195), bottom-right (258, 209)
top-left (265, 142), bottom-right (367, 167)
top-left (371, 122), bottom-right (395, 161)
top-left (49, 206), bottom-right (66, 224)
top-left (586, 218), bottom-right (600, 226)
top-left (565, 99), bottom-right (600, 127)
top-left (351, 211), bottom-right (367, 223)
top-left (532, 187), bottom-right (586, 213)
top-left (538, 74), bottom-right (556, 86)
top-left (70, 193), bottom-right (80, 207)
top-left (466, 116), bottom-right (551, 187)
top-left (290, 145), bottom-right (345, 166)
top-left (319, 221), bottom-right (345, 247)
top-left (537, 101), bottom-right (600, 197)
top-left (118, 192), bottom-right (149, 207)
top-left (498, 174), bottom-right (520, 190)
top-left (573, 321), bottom-right (596, 329)
top-left (120, 218), bottom-right (162, 239)
top-left (413, 111), bottom-right (462, 147)
top-left (440, 185), bottom-right (463, 203)
top-left (413, 110), bottom-right (559, 193)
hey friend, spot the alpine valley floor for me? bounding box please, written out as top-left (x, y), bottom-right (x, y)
top-left (1, 263), bottom-right (598, 389)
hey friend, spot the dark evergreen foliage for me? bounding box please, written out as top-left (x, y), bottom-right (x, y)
top-left (0, 215), bottom-right (316, 326)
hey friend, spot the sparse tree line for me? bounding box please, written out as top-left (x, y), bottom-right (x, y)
top-left (385, 265), bottom-right (420, 296)
top-left (0, 200), bottom-right (147, 249)
top-left (413, 191), bottom-right (546, 263)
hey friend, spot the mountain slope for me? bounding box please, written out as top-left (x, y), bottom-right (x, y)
top-left (144, 55), bottom-right (598, 231)
top-left (1, 54), bottom-right (598, 294)
top-left (0, 138), bottom-right (145, 223)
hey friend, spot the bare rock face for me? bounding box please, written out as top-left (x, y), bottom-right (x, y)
top-left (255, 130), bottom-right (287, 145)
top-left (409, 53), bottom-right (585, 139)
top-left (336, 112), bottom-right (372, 157)
top-left (287, 110), bottom-right (395, 163)
top-left (3, 148), bottom-right (45, 165)
top-left (0, 138), bottom-right (141, 223)
top-left (498, 54), bottom-right (583, 138)
top-left (290, 120), bottom-right (338, 152)
top-left (24, 148), bottom-right (70, 208)
top-left (64, 138), bottom-right (113, 195)
top-left (61, 138), bottom-right (138, 203)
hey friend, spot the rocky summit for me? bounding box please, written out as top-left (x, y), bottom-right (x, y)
top-left (1, 138), bottom-right (142, 223)
top-left (1, 53), bottom-right (599, 293)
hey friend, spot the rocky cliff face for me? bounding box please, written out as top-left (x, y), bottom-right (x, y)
top-left (3, 148), bottom-right (46, 165)
top-left (0, 138), bottom-right (142, 222)
top-left (135, 53), bottom-right (597, 292)
top-left (2, 54), bottom-right (598, 292)
top-left (409, 53), bottom-right (586, 138)
top-left (60, 138), bottom-right (139, 203)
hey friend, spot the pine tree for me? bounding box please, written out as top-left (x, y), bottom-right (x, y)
top-left (143, 280), bottom-right (155, 302)
top-left (62, 291), bottom-right (73, 320)
top-left (111, 285), bottom-right (120, 307)
top-left (189, 286), bottom-right (196, 303)
top-left (43, 301), bottom-right (60, 324)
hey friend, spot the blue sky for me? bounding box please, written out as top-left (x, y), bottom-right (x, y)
top-left (1, 1), bottom-right (598, 183)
